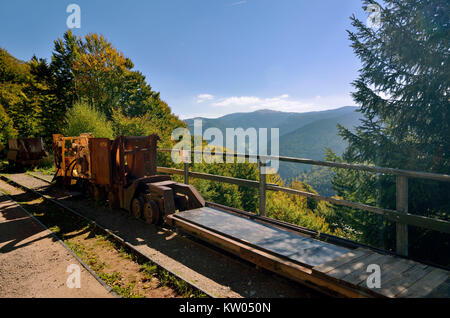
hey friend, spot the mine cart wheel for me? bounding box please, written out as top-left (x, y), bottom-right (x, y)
top-left (93, 185), bottom-right (103, 202)
top-left (8, 160), bottom-right (20, 172)
top-left (76, 179), bottom-right (89, 195)
top-left (153, 197), bottom-right (165, 224)
top-left (54, 176), bottom-right (64, 187)
top-left (131, 197), bottom-right (143, 219)
top-left (108, 191), bottom-right (120, 210)
top-left (88, 183), bottom-right (96, 197)
top-left (143, 201), bottom-right (160, 224)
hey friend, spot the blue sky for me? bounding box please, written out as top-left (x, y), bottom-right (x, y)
top-left (0, 0), bottom-right (368, 119)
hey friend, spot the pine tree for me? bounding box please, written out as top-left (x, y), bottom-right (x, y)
top-left (331, 0), bottom-right (450, 264)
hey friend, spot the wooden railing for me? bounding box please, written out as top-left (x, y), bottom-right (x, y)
top-left (156, 149), bottom-right (450, 257)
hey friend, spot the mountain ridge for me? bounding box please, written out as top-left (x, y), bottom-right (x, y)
top-left (184, 106), bottom-right (363, 180)
top-left (185, 106), bottom-right (359, 138)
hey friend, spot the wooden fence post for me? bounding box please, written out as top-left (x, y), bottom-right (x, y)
top-left (396, 175), bottom-right (408, 256)
top-left (180, 150), bottom-right (190, 185)
top-left (259, 159), bottom-right (266, 216)
top-left (184, 162), bottom-right (189, 185)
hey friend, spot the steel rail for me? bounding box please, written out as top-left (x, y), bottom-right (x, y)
top-left (0, 174), bottom-right (215, 298)
top-left (0, 189), bottom-right (119, 298)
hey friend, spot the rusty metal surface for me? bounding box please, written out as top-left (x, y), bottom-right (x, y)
top-left (7, 138), bottom-right (46, 165)
top-left (52, 133), bottom-right (201, 220)
top-left (52, 134), bottom-right (93, 179)
top-left (120, 134), bottom-right (160, 181)
top-left (89, 138), bottom-right (112, 185)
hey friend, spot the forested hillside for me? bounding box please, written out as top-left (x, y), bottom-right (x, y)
top-left (185, 106), bottom-right (363, 185)
top-left (279, 110), bottom-right (363, 180)
top-left (185, 106), bottom-right (359, 139)
top-left (0, 31), bottom-right (185, 150)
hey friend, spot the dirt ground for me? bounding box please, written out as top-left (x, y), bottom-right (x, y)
top-left (2, 173), bottom-right (324, 298)
top-left (0, 179), bottom-right (185, 298)
top-left (65, 228), bottom-right (179, 298)
top-left (0, 183), bottom-right (113, 298)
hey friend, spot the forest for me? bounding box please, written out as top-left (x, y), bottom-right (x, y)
top-left (0, 0), bottom-right (448, 266)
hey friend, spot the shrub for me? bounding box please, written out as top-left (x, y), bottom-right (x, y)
top-left (111, 108), bottom-right (160, 137)
top-left (63, 102), bottom-right (113, 138)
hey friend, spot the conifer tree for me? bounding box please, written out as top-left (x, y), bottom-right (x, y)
top-left (330, 0), bottom-right (450, 264)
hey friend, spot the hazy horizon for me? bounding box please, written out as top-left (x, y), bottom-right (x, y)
top-left (181, 105), bottom-right (359, 120)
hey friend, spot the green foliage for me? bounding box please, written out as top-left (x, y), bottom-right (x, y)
top-left (63, 102), bottom-right (113, 138)
top-left (326, 149), bottom-right (386, 246)
top-left (0, 103), bottom-right (17, 152)
top-left (293, 165), bottom-right (336, 197)
top-left (0, 30), bottom-right (185, 150)
top-left (265, 174), bottom-right (351, 238)
top-left (332, 0), bottom-right (450, 264)
top-left (111, 108), bottom-right (159, 137)
top-left (0, 48), bottom-right (43, 137)
top-left (71, 33), bottom-right (133, 117)
top-left (185, 107), bottom-right (363, 181)
top-left (190, 158), bottom-right (259, 212)
top-left (50, 30), bottom-right (79, 112)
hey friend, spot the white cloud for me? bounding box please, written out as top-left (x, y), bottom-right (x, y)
top-left (213, 96), bottom-right (261, 107)
top-left (210, 94), bottom-right (354, 112)
top-left (197, 94), bottom-right (215, 103)
top-left (230, 0), bottom-right (247, 6)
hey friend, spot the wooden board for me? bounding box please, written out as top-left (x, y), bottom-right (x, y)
top-left (373, 258), bottom-right (416, 286)
top-left (327, 252), bottom-right (385, 280)
top-left (171, 207), bottom-right (450, 298)
top-left (313, 248), bottom-right (371, 273)
top-left (397, 267), bottom-right (450, 298)
top-left (167, 213), bottom-right (373, 298)
top-left (175, 207), bottom-right (350, 267)
top-left (341, 255), bottom-right (398, 285)
top-left (425, 277), bottom-right (450, 298)
top-left (378, 264), bottom-right (432, 297)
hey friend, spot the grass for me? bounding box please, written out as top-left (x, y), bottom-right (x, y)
top-left (140, 263), bottom-right (206, 297)
top-left (0, 159), bottom-right (209, 298)
top-left (65, 239), bottom-right (142, 298)
top-left (32, 165), bottom-right (56, 176)
top-left (0, 187), bottom-right (207, 298)
top-left (99, 272), bottom-right (140, 298)
top-left (0, 157), bottom-right (56, 176)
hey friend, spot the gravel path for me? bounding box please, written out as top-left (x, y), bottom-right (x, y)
top-left (0, 186), bottom-right (113, 298)
top-left (2, 173), bottom-right (323, 298)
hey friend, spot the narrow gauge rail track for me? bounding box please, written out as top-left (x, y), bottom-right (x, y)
top-left (0, 173), bottom-right (215, 298)
top-left (0, 190), bottom-right (119, 298)
top-left (1, 172), bottom-right (322, 298)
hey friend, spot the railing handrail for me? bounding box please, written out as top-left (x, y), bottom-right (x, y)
top-left (157, 148), bottom-right (450, 257)
top-left (156, 166), bottom-right (450, 235)
top-left (157, 148), bottom-right (450, 182)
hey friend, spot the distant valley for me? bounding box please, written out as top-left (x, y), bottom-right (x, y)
top-left (185, 106), bottom-right (363, 193)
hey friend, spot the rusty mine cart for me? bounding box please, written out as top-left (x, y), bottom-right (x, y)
top-left (52, 133), bottom-right (205, 224)
top-left (7, 137), bottom-right (47, 168)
